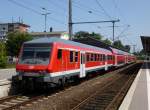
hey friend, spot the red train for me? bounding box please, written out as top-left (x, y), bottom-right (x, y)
top-left (14, 37), bottom-right (136, 88)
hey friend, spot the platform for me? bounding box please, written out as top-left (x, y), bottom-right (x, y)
top-left (0, 69), bottom-right (15, 98)
top-left (119, 61), bottom-right (150, 110)
top-left (0, 68), bottom-right (16, 80)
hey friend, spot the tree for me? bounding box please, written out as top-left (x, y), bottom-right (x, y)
top-left (0, 42), bottom-right (7, 68)
top-left (102, 38), bottom-right (112, 45)
top-left (90, 32), bottom-right (103, 40)
top-left (124, 45), bottom-right (131, 52)
top-left (113, 40), bottom-right (124, 50)
top-left (74, 31), bottom-right (89, 39)
top-left (74, 31), bottom-right (103, 40)
top-left (6, 32), bottom-right (32, 57)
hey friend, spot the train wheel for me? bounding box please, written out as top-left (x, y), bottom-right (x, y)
top-left (73, 76), bottom-right (81, 85)
top-left (11, 76), bottom-right (25, 94)
top-left (57, 79), bottom-right (65, 89)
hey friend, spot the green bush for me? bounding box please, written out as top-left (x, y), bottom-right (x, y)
top-left (0, 42), bottom-right (7, 68)
top-left (0, 57), bottom-right (7, 68)
top-left (6, 32), bottom-right (32, 57)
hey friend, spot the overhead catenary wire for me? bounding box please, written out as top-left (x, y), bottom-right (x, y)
top-left (7, 0), bottom-right (42, 15)
top-left (46, 0), bottom-right (67, 14)
top-left (95, 0), bottom-right (112, 20)
top-left (112, 0), bottom-right (128, 24)
top-left (72, 1), bottom-right (110, 32)
top-left (7, 0), bottom-right (65, 25)
top-left (72, 0), bottom-right (106, 18)
top-left (116, 25), bottom-right (130, 40)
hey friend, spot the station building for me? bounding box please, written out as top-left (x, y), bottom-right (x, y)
top-left (141, 36), bottom-right (150, 60)
top-left (30, 31), bottom-right (69, 40)
top-left (0, 22), bottom-right (30, 40)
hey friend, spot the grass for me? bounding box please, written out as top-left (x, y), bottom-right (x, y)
top-left (0, 63), bottom-right (16, 69)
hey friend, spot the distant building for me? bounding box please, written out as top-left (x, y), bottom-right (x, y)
top-left (0, 22), bottom-right (30, 40)
top-left (30, 31), bottom-right (69, 40)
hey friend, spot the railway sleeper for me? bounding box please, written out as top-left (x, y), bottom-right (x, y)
top-left (11, 99), bottom-right (24, 103)
top-left (0, 104), bottom-right (10, 107)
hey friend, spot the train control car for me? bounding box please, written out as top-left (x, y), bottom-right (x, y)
top-left (14, 37), bottom-right (114, 88)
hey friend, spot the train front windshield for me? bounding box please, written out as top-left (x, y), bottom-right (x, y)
top-left (19, 44), bottom-right (51, 65)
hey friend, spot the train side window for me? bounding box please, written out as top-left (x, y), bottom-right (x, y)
top-left (94, 54), bottom-right (97, 61)
top-left (108, 55), bottom-right (110, 60)
top-left (75, 52), bottom-right (78, 62)
top-left (100, 54), bottom-right (102, 61)
top-left (99, 54), bottom-right (101, 61)
top-left (91, 54), bottom-right (94, 61)
top-left (97, 54), bottom-right (99, 61)
top-left (89, 54), bottom-right (91, 61)
top-left (103, 54), bottom-right (105, 61)
top-left (86, 53), bottom-right (89, 61)
top-left (98, 54), bottom-right (100, 61)
top-left (97, 54), bottom-right (98, 61)
top-left (57, 49), bottom-right (62, 59)
top-left (109, 55), bottom-right (112, 60)
top-left (70, 51), bottom-right (74, 62)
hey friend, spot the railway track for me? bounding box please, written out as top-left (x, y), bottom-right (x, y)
top-left (0, 63), bottom-right (141, 110)
top-left (71, 63), bottom-right (141, 110)
top-left (0, 94), bottom-right (44, 110)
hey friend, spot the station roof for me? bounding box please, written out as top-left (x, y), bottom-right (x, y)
top-left (141, 36), bottom-right (150, 53)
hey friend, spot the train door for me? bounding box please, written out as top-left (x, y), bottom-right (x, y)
top-left (60, 49), bottom-right (67, 72)
top-left (105, 54), bottom-right (108, 70)
top-left (80, 51), bottom-right (86, 78)
top-left (115, 55), bottom-right (117, 66)
top-left (126, 56), bottom-right (128, 64)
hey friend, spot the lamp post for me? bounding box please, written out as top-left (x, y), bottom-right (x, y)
top-left (41, 8), bottom-right (50, 33)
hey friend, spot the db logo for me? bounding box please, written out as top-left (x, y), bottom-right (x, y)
top-left (29, 66), bottom-right (34, 69)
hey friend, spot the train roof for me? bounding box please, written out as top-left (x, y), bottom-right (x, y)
top-left (110, 47), bottom-right (129, 55)
top-left (24, 37), bottom-right (112, 53)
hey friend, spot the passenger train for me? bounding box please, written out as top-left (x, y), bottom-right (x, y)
top-left (13, 37), bottom-right (136, 88)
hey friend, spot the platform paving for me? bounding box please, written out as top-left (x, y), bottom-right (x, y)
top-left (0, 68), bottom-right (16, 80)
top-left (119, 61), bottom-right (150, 110)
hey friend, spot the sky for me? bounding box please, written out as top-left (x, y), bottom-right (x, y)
top-left (0, 0), bottom-right (150, 52)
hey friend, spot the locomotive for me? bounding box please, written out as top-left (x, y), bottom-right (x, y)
top-left (13, 37), bottom-right (136, 89)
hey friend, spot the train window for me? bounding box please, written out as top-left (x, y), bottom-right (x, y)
top-left (91, 54), bottom-right (94, 61)
top-left (96, 54), bottom-right (98, 61)
top-left (102, 54), bottom-right (105, 61)
top-left (109, 55), bottom-right (112, 60)
top-left (109, 55), bottom-right (111, 60)
top-left (57, 49), bottom-right (62, 59)
top-left (100, 54), bottom-right (102, 61)
top-left (75, 52), bottom-right (78, 62)
top-left (89, 53), bottom-right (91, 61)
top-left (20, 46), bottom-right (51, 65)
top-left (98, 54), bottom-right (100, 61)
top-left (86, 53), bottom-right (90, 61)
top-left (108, 55), bottom-right (110, 60)
top-left (105, 55), bottom-right (106, 61)
top-left (99, 54), bottom-right (101, 61)
top-left (97, 54), bottom-right (100, 61)
top-left (70, 51), bottom-right (74, 62)
top-left (94, 54), bottom-right (97, 61)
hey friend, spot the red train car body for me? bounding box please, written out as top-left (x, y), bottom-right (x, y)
top-left (14, 37), bottom-right (136, 87)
